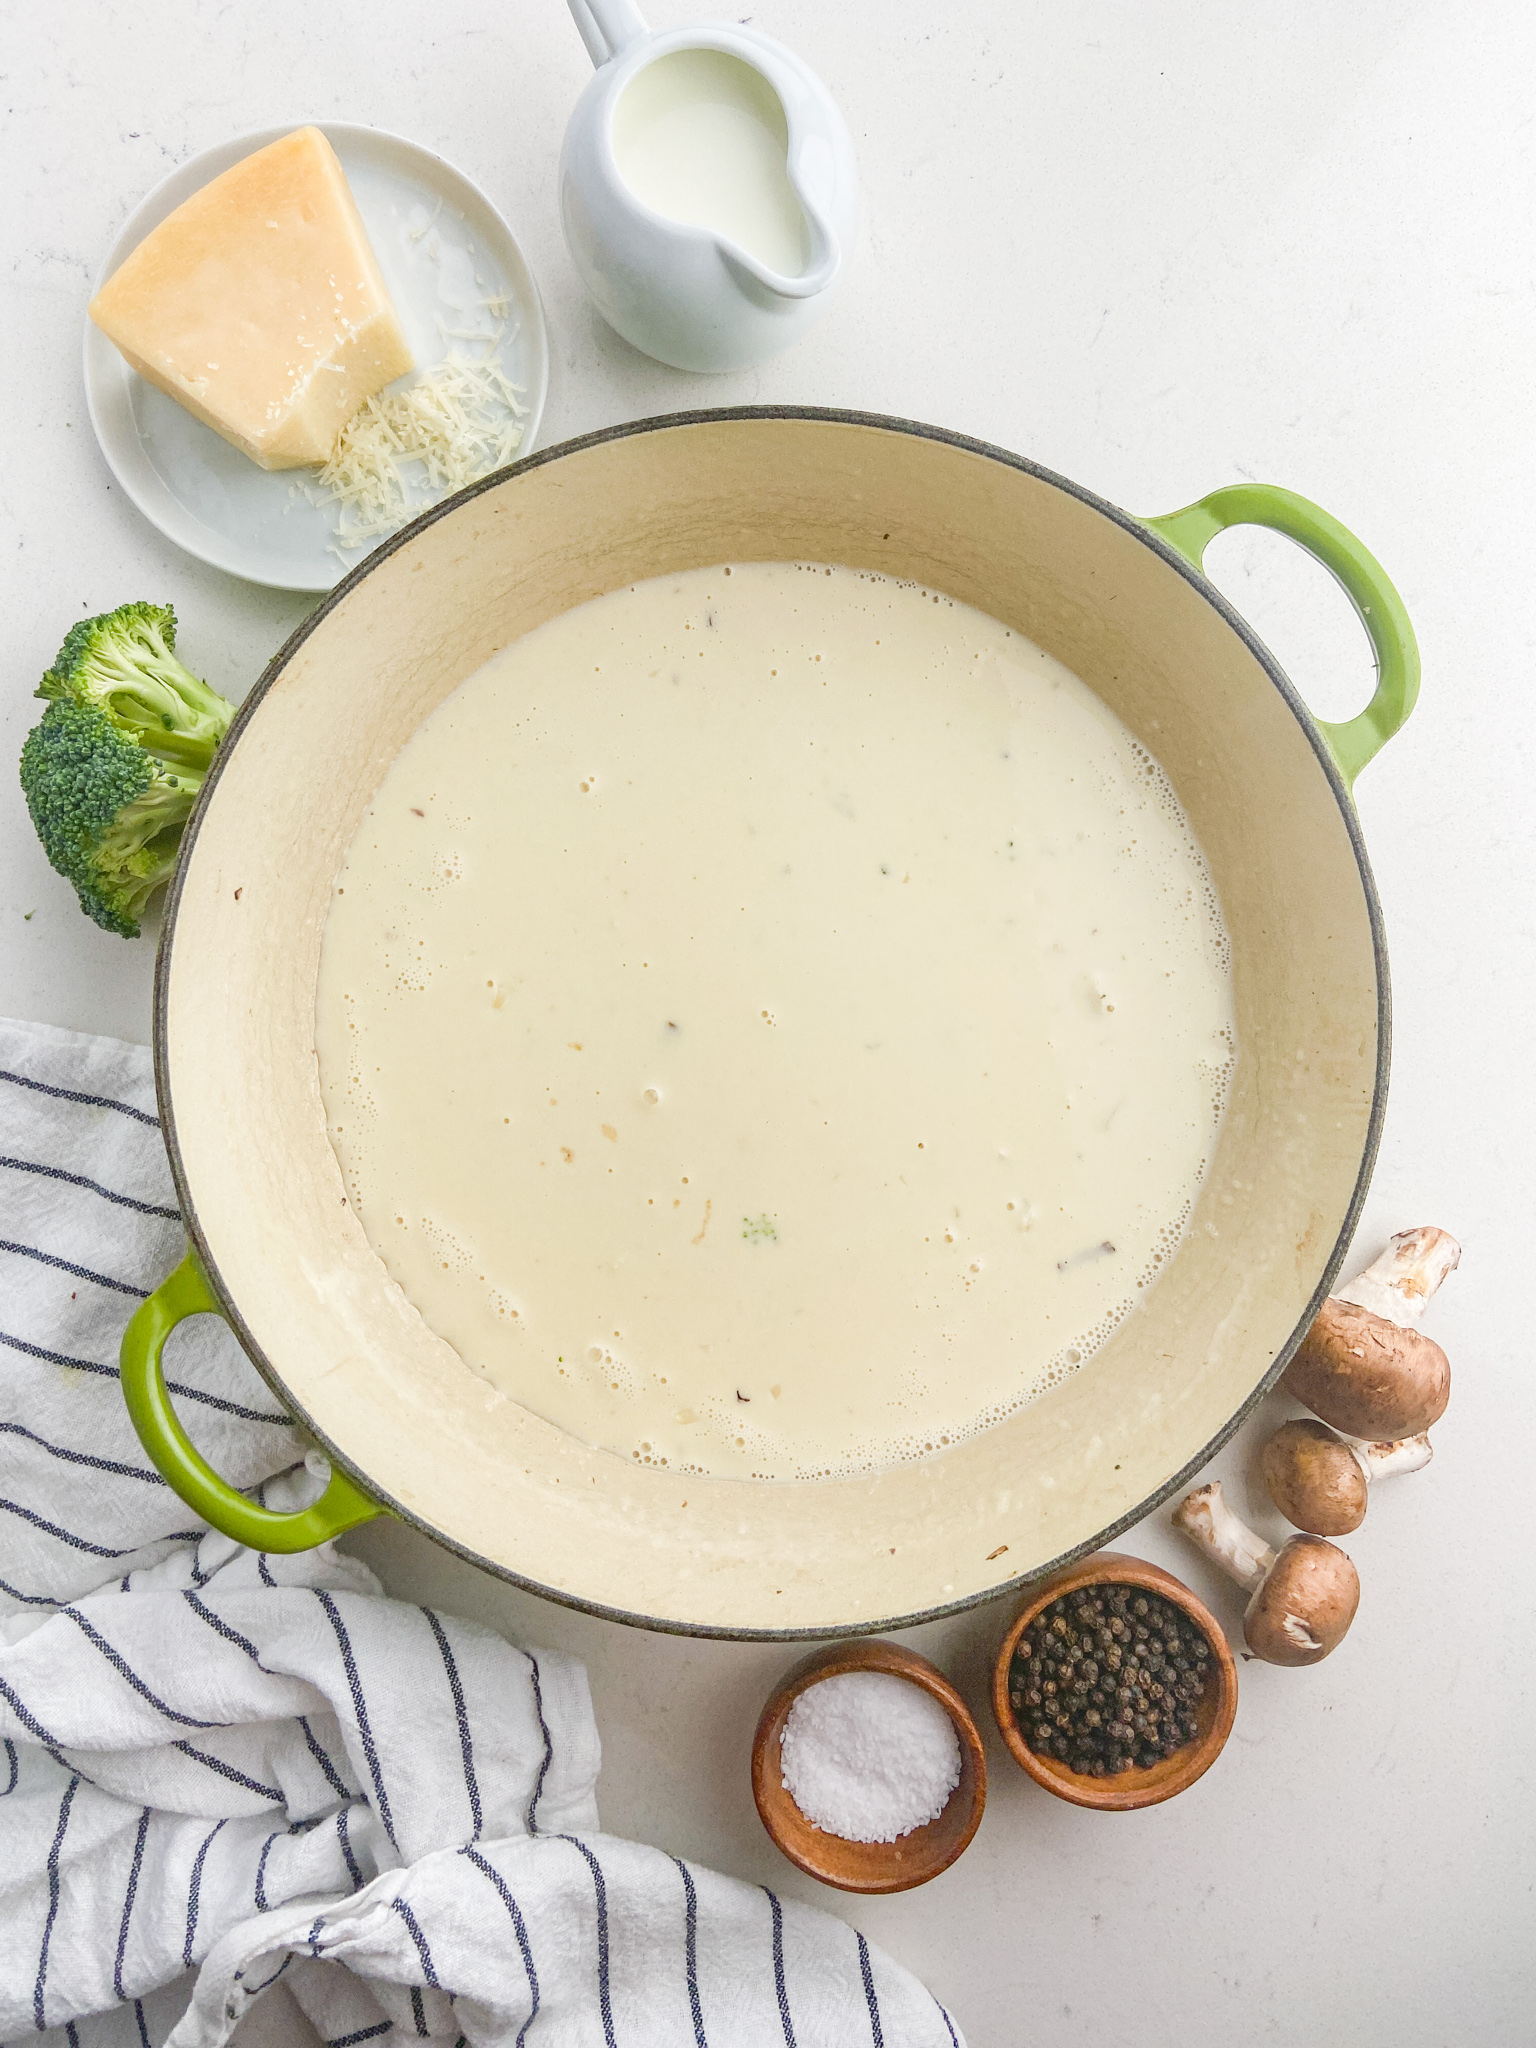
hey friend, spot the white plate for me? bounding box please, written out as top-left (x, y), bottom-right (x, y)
top-left (83, 123), bottom-right (549, 593)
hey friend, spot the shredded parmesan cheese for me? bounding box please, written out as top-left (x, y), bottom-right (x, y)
top-left (317, 343), bottom-right (528, 556)
top-left (406, 197), bottom-right (444, 244)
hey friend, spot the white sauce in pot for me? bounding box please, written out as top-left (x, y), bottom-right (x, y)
top-left (315, 563), bottom-right (1235, 1480)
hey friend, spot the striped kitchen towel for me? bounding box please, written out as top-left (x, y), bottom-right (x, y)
top-left (0, 1016), bottom-right (964, 2048)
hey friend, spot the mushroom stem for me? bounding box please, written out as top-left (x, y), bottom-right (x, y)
top-left (1349, 1432), bottom-right (1434, 1484)
top-left (1261, 1419), bottom-right (1434, 1535)
top-left (1173, 1481), bottom-right (1361, 1666)
top-left (1172, 1482), bottom-right (1275, 1594)
top-left (1334, 1227), bottom-right (1460, 1329)
top-left (1284, 1225), bottom-right (1458, 1440)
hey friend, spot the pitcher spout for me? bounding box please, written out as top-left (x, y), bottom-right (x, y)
top-left (742, 140), bottom-right (842, 299)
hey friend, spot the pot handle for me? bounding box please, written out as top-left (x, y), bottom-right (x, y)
top-left (1141, 484), bottom-right (1419, 788)
top-left (121, 1249), bottom-right (384, 1553)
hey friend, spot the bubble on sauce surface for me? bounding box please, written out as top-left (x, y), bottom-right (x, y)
top-left (579, 1341), bottom-right (637, 1397)
top-left (422, 849), bottom-right (465, 892)
top-left (330, 1171), bottom-right (1227, 1483)
top-left (420, 1215), bottom-right (478, 1277)
top-left (589, 1245), bottom-right (1176, 1482)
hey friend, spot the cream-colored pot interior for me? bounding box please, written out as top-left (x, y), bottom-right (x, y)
top-left (159, 414), bottom-right (1385, 1636)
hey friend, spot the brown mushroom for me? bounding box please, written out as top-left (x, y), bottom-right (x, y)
top-left (1260, 1417), bottom-right (1433, 1536)
top-left (1283, 1226), bottom-right (1459, 1440)
top-left (1174, 1480), bottom-right (1360, 1666)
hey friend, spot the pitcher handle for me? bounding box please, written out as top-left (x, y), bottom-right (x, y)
top-left (121, 1249), bottom-right (383, 1553)
top-left (1142, 484), bottom-right (1420, 789)
top-left (568, 0), bottom-right (648, 66)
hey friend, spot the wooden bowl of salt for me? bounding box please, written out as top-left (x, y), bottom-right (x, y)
top-left (751, 1639), bottom-right (987, 1893)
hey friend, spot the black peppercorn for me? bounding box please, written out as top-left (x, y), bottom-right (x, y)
top-left (1009, 1583), bottom-right (1214, 1776)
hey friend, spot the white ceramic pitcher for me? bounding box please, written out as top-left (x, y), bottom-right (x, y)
top-left (559, 0), bottom-right (858, 371)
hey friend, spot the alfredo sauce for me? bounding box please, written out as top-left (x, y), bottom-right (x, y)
top-left (314, 564), bottom-right (1236, 1479)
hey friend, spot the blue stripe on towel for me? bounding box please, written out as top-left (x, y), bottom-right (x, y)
top-left (2, 1736), bottom-right (17, 1794)
top-left (315, 1588), bottom-right (398, 1849)
top-left (409, 1987), bottom-right (429, 2037)
top-left (183, 1590), bottom-right (266, 1667)
top-left (299, 1714), bottom-right (353, 1800)
top-left (426, 1610), bottom-right (482, 1840)
top-left (183, 1817), bottom-right (228, 1967)
top-left (171, 1739), bottom-right (282, 1802)
top-left (559, 1837), bottom-right (616, 2048)
top-left (391, 1897), bottom-right (441, 1988)
top-left (0, 1493), bottom-right (200, 1557)
top-left (673, 1859), bottom-right (708, 2046)
top-left (0, 1237), bottom-right (146, 1297)
top-left (114, 1805), bottom-right (152, 1999)
top-left (242, 1954), bottom-right (293, 1997)
top-left (0, 1418), bottom-right (165, 1483)
top-left (255, 1827), bottom-right (283, 1912)
top-left (0, 1066), bottom-right (159, 1126)
top-left (762, 1889), bottom-right (797, 2047)
top-left (856, 1931), bottom-right (885, 2048)
top-left (0, 1154), bottom-right (179, 1219)
top-left (0, 1672), bottom-right (79, 1778)
top-left (525, 1651), bottom-right (553, 1834)
top-left (460, 1844), bottom-right (540, 2048)
top-left (0, 1573), bottom-right (61, 1607)
top-left (0, 1670), bottom-right (65, 1751)
top-left (337, 1804), bottom-right (364, 1890)
top-left (161, 1379), bottom-right (288, 1425)
top-left (33, 1773), bottom-right (80, 2030)
top-left (64, 1606), bottom-right (219, 1726)
top-left (327, 2024), bottom-right (393, 2046)
top-left (0, 1327), bottom-right (291, 1424)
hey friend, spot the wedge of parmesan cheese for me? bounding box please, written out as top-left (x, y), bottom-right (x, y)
top-left (89, 127), bottom-right (413, 471)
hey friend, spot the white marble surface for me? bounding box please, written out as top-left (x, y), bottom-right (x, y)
top-left (4, 4), bottom-right (1534, 2042)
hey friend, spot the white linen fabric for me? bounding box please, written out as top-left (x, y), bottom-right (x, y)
top-left (0, 1016), bottom-right (964, 2048)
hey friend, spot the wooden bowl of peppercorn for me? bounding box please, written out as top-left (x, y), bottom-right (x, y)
top-left (992, 1552), bottom-right (1237, 1811)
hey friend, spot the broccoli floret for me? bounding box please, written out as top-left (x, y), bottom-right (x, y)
top-left (21, 603), bottom-right (235, 936)
top-left (38, 601), bottom-right (234, 772)
top-left (20, 700), bottom-right (206, 938)
top-left (20, 603), bottom-right (234, 937)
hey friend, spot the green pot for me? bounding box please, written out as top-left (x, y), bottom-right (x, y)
top-left (123, 411), bottom-right (1416, 1636)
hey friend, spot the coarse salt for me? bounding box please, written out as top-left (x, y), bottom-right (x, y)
top-left (779, 1671), bottom-right (961, 1843)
